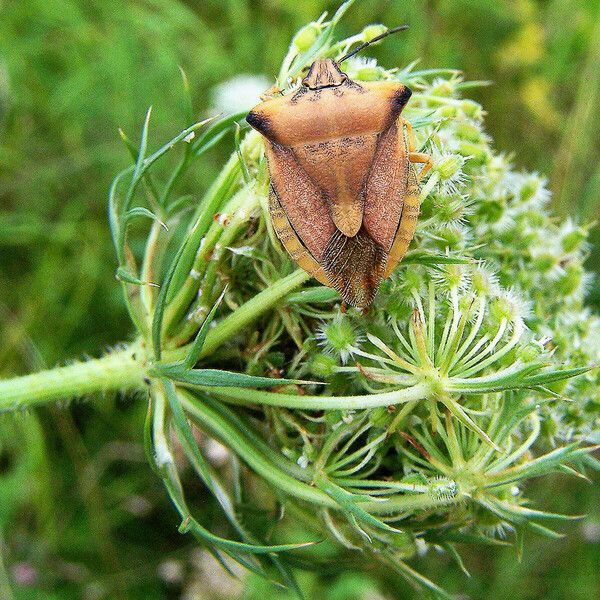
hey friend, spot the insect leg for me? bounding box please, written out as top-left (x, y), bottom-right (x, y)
top-left (402, 118), bottom-right (417, 153)
top-left (408, 152), bottom-right (433, 182)
top-left (403, 118), bottom-right (433, 181)
top-left (260, 83), bottom-right (284, 101)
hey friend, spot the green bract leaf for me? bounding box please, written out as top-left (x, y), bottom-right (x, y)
top-left (155, 363), bottom-right (321, 388)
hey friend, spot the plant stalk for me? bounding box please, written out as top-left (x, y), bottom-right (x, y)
top-left (0, 270), bottom-right (312, 412)
top-left (0, 344), bottom-right (146, 412)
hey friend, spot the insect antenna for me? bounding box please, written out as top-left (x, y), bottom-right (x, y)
top-left (337, 25), bottom-right (409, 63)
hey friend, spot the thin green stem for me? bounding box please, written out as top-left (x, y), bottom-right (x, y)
top-left (0, 344), bottom-right (146, 412)
top-left (387, 398), bottom-right (420, 434)
top-left (190, 382), bottom-right (433, 411)
top-left (0, 270), bottom-right (311, 413)
top-left (170, 269), bottom-right (311, 361)
top-left (162, 152), bottom-right (243, 330)
top-left (179, 390), bottom-right (460, 516)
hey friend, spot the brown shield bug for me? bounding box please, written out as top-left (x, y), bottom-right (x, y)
top-left (246, 26), bottom-right (432, 309)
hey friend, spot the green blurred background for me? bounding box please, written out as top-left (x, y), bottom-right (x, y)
top-left (0, 1), bottom-right (599, 598)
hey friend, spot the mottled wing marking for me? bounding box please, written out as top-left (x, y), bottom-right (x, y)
top-left (268, 186), bottom-right (330, 286)
top-left (363, 121), bottom-right (410, 251)
top-left (322, 226), bottom-right (386, 308)
top-left (264, 141), bottom-right (336, 263)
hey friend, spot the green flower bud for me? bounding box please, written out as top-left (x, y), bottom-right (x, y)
top-left (489, 296), bottom-right (513, 323)
top-left (457, 142), bottom-right (489, 165)
top-left (443, 264), bottom-right (467, 289)
top-left (489, 291), bottom-right (529, 325)
top-left (385, 294), bottom-right (414, 321)
top-left (433, 194), bottom-right (467, 224)
top-left (431, 80), bottom-right (455, 97)
top-left (477, 198), bottom-right (504, 223)
top-left (518, 230), bottom-right (539, 248)
top-left (519, 176), bottom-right (542, 202)
top-left (438, 104), bottom-right (458, 118)
top-left (293, 23), bottom-right (320, 52)
top-left (403, 269), bottom-right (424, 293)
top-left (354, 65), bottom-right (382, 81)
top-left (316, 316), bottom-right (361, 363)
top-left (436, 225), bottom-right (466, 248)
top-left (309, 353), bottom-right (339, 378)
top-left (361, 24), bottom-right (387, 42)
top-left (516, 342), bottom-right (542, 363)
top-left (461, 99), bottom-right (484, 119)
top-left (455, 121), bottom-right (482, 142)
top-left (458, 292), bottom-right (477, 316)
top-left (435, 154), bottom-right (465, 180)
top-left (523, 210), bottom-right (546, 228)
top-left (472, 266), bottom-right (498, 296)
top-left (561, 228), bottom-right (587, 253)
top-left (556, 263), bottom-right (583, 296)
top-left (532, 253), bottom-right (556, 273)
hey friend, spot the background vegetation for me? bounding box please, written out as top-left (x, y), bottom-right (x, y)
top-left (0, 1), bottom-right (599, 599)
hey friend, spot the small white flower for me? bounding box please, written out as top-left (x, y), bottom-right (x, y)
top-left (210, 74), bottom-right (271, 114)
top-left (581, 520), bottom-right (600, 543)
top-left (415, 538), bottom-right (428, 556)
top-left (297, 454), bottom-right (309, 469)
top-left (157, 559), bottom-right (184, 584)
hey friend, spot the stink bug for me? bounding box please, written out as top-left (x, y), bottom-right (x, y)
top-left (247, 26), bottom-right (432, 308)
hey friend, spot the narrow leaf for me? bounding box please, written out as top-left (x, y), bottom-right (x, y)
top-left (183, 286), bottom-right (227, 368)
top-left (125, 207), bottom-right (167, 230)
top-left (151, 232), bottom-right (193, 360)
top-left (115, 267), bottom-right (151, 286)
top-left (315, 476), bottom-right (402, 535)
top-left (235, 122), bottom-right (251, 184)
top-left (156, 364), bottom-right (321, 388)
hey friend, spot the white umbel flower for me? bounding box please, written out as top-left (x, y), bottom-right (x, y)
top-left (210, 74), bottom-right (271, 114)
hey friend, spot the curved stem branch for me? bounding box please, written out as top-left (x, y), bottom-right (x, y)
top-left (188, 382), bottom-right (433, 411)
top-left (169, 269), bottom-right (312, 362)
